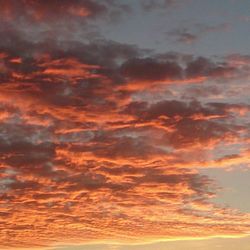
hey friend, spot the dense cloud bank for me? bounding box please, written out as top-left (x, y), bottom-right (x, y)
top-left (0, 0), bottom-right (249, 248)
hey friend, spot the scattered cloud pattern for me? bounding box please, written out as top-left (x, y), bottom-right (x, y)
top-left (0, 1), bottom-right (249, 249)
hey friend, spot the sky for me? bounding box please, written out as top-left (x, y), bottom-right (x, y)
top-left (0, 0), bottom-right (249, 249)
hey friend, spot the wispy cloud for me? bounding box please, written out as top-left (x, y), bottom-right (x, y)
top-left (167, 23), bottom-right (230, 44)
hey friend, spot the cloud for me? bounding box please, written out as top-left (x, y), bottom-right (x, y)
top-left (0, 0), bottom-right (116, 23)
top-left (167, 23), bottom-right (230, 44)
top-left (185, 57), bottom-right (235, 78)
top-left (122, 100), bottom-right (248, 149)
top-left (0, 2), bottom-right (249, 248)
top-left (120, 57), bottom-right (182, 82)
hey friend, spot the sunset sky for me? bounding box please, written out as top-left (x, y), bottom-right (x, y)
top-left (0, 1), bottom-right (250, 249)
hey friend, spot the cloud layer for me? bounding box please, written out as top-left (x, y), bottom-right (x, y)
top-left (0, 1), bottom-right (250, 249)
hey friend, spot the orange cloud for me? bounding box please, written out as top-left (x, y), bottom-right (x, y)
top-left (0, 22), bottom-right (249, 249)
